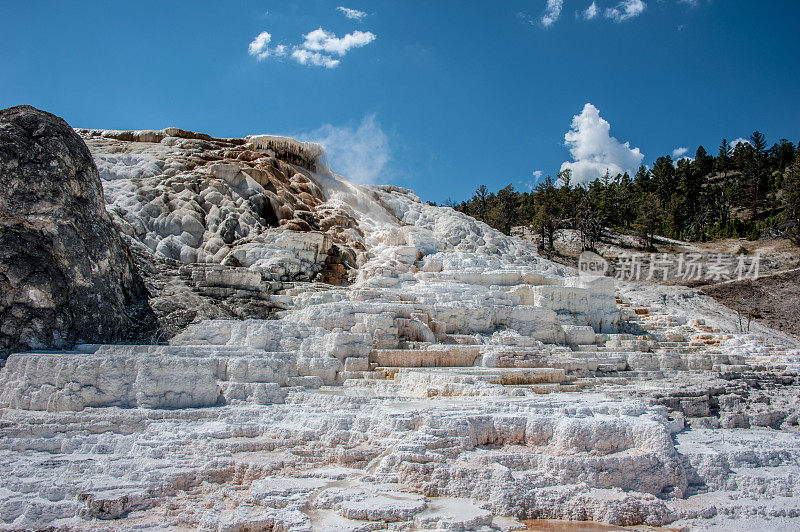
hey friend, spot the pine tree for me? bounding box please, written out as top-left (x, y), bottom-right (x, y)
top-left (473, 185), bottom-right (489, 222)
top-left (652, 156), bottom-right (677, 205)
top-left (745, 131), bottom-right (768, 220)
top-left (557, 169), bottom-right (577, 225)
top-left (682, 148), bottom-right (709, 239)
top-left (784, 156), bottom-right (800, 244)
top-left (635, 193), bottom-right (665, 250)
top-left (493, 185), bottom-right (519, 234)
top-left (665, 193), bottom-right (687, 239)
top-left (717, 139), bottom-right (731, 179)
top-left (531, 177), bottom-right (562, 252)
top-left (695, 146), bottom-right (713, 177)
top-left (771, 140), bottom-right (796, 173)
top-left (450, 127), bottom-right (790, 246)
top-left (575, 186), bottom-right (603, 250)
top-left (634, 165), bottom-right (652, 194)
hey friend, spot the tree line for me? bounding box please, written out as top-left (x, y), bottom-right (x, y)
top-left (441, 132), bottom-right (800, 251)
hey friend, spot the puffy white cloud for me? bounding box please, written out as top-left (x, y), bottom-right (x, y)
top-left (249, 27), bottom-right (376, 69)
top-left (309, 114), bottom-right (390, 184)
top-left (582, 2), bottom-right (599, 20)
top-left (248, 32), bottom-right (271, 59)
top-left (560, 103), bottom-right (644, 185)
top-left (248, 32), bottom-right (287, 61)
top-left (291, 49), bottom-right (340, 68)
top-left (288, 28), bottom-right (375, 68)
top-left (337, 6), bottom-right (367, 21)
top-left (604, 0), bottom-right (646, 22)
top-left (672, 147), bottom-right (688, 158)
top-left (540, 0), bottom-right (564, 27)
top-left (301, 28), bottom-right (376, 56)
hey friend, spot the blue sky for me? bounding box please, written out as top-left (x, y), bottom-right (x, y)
top-left (1, 1), bottom-right (798, 202)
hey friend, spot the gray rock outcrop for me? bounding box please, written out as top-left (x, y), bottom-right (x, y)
top-left (0, 105), bottom-right (147, 356)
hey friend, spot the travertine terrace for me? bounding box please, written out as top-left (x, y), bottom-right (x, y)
top-left (1, 120), bottom-right (799, 531)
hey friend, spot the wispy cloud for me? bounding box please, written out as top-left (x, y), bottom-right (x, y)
top-left (517, 12), bottom-right (535, 25)
top-left (604, 0), bottom-right (646, 22)
top-left (533, 0), bottom-right (698, 29)
top-left (673, 146), bottom-right (694, 165)
top-left (518, 171), bottom-right (544, 191)
top-left (337, 6), bottom-right (367, 21)
top-left (560, 103), bottom-right (644, 185)
top-left (540, 0), bottom-right (564, 27)
top-left (582, 2), bottom-right (599, 20)
top-left (309, 114), bottom-right (390, 184)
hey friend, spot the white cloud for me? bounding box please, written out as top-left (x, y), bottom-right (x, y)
top-left (521, 170), bottom-right (545, 190)
top-left (604, 0), bottom-right (646, 22)
top-left (249, 27), bottom-right (376, 69)
top-left (291, 49), bottom-right (340, 68)
top-left (248, 32), bottom-right (271, 59)
top-left (301, 28), bottom-right (376, 56)
top-left (672, 147), bottom-right (688, 158)
top-left (540, 0), bottom-right (564, 27)
top-left (560, 103), bottom-right (645, 185)
top-left (309, 114), bottom-right (390, 184)
top-left (731, 137), bottom-right (752, 148)
top-left (248, 32), bottom-right (287, 61)
top-left (337, 6), bottom-right (367, 21)
top-left (582, 2), bottom-right (599, 20)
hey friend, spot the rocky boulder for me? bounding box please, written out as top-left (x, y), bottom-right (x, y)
top-left (0, 105), bottom-right (148, 357)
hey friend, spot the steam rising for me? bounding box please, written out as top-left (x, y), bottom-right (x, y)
top-left (308, 114), bottom-right (390, 185)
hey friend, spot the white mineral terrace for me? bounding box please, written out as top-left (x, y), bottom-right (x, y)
top-left (1, 129), bottom-right (799, 531)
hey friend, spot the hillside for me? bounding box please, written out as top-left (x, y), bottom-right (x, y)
top-left (452, 136), bottom-right (800, 252)
top-left (0, 107), bottom-right (798, 531)
top-left (514, 226), bottom-right (800, 339)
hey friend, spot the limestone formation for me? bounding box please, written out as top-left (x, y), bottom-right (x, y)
top-left (0, 106), bottom-right (148, 357)
top-left (82, 128), bottom-right (357, 285)
top-left (0, 118), bottom-right (798, 531)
